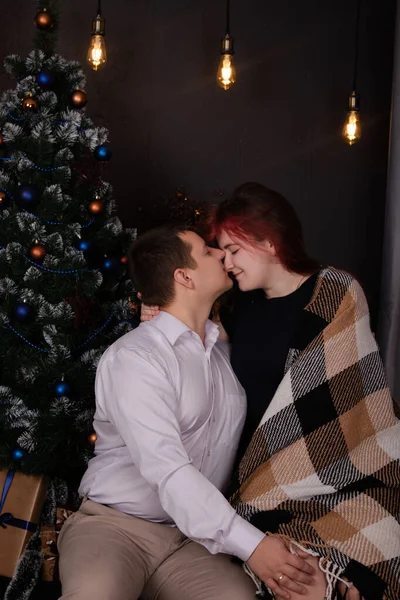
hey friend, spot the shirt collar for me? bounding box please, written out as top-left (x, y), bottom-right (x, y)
top-left (151, 311), bottom-right (220, 349)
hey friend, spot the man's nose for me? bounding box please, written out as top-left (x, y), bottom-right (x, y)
top-left (211, 247), bottom-right (225, 260)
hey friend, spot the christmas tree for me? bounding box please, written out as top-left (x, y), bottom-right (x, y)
top-left (0, 0), bottom-right (137, 486)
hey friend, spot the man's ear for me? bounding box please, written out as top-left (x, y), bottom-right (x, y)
top-left (174, 268), bottom-right (195, 290)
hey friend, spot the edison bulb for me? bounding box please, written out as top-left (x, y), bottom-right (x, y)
top-left (87, 35), bottom-right (107, 71)
top-left (217, 54), bottom-right (236, 90)
top-left (342, 110), bottom-right (361, 145)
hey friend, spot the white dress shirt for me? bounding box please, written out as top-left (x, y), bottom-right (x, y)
top-left (79, 311), bottom-right (265, 561)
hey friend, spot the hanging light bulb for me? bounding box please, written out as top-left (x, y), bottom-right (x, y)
top-left (342, 0), bottom-right (361, 145)
top-left (342, 91), bottom-right (361, 145)
top-left (87, 0), bottom-right (107, 71)
top-left (217, 0), bottom-right (236, 90)
top-left (217, 35), bottom-right (236, 90)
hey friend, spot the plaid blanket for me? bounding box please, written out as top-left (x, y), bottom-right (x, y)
top-left (230, 268), bottom-right (400, 600)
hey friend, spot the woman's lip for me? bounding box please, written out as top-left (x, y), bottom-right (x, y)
top-left (233, 271), bottom-right (243, 278)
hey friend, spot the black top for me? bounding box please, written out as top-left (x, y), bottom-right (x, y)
top-left (220, 272), bottom-right (319, 462)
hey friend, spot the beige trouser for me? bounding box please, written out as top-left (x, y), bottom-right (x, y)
top-left (58, 499), bottom-right (258, 600)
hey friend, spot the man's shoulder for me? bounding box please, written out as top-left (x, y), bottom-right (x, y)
top-left (100, 321), bottom-right (172, 364)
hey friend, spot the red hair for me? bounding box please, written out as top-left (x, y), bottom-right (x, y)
top-left (209, 182), bottom-right (320, 274)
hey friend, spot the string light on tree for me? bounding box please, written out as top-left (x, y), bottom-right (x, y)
top-left (87, 0), bottom-right (107, 71)
top-left (217, 0), bottom-right (236, 90)
top-left (342, 0), bottom-right (362, 145)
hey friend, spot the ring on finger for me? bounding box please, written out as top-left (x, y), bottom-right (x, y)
top-left (277, 573), bottom-right (285, 582)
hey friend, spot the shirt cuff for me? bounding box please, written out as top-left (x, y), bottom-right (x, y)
top-left (223, 514), bottom-right (266, 562)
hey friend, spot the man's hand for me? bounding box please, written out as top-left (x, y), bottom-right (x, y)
top-left (247, 536), bottom-right (315, 599)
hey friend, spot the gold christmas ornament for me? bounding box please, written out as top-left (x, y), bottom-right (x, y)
top-left (22, 95), bottom-right (39, 112)
top-left (71, 89), bottom-right (88, 109)
top-left (34, 9), bottom-right (54, 30)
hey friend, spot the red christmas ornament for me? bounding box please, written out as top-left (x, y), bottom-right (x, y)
top-left (88, 197), bottom-right (104, 215)
top-left (29, 241), bottom-right (46, 263)
top-left (34, 9), bottom-right (54, 30)
top-left (71, 89), bottom-right (87, 109)
top-left (88, 433), bottom-right (97, 445)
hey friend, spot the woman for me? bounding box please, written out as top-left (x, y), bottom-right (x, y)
top-left (141, 183), bottom-right (400, 600)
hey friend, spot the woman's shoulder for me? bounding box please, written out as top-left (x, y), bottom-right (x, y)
top-left (311, 267), bottom-right (368, 318)
top-left (317, 266), bottom-right (359, 288)
top-left (314, 267), bottom-right (366, 300)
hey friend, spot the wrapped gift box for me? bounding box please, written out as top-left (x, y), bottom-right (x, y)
top-left (0, 469), bottom-right (48, 578)
top-left (41, 507), bottom-right (75, 582)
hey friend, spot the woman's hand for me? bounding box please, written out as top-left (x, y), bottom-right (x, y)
top-left (338, 581), bottom-right (363, 599)
top-left (247, 536), bottom-right (315, 598)
top-left (138, 294), bottom-right (229, 343)
top-left (140, 303), bottom-right (160, 321)
top-left (137, 293), bottom-right (160, 322)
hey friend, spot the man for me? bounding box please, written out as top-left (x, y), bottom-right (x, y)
top-left (58, 225), bottom-right (314, 600)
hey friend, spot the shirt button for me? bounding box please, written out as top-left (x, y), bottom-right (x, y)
top-left (207, 450), bottom-right (211, 457)
top-left (212, 417), bottom-right (216, 423)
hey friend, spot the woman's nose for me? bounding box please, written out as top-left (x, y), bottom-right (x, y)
top-left (223, 254), bottom-right (233, 271)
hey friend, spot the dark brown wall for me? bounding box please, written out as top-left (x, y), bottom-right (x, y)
top-left (0, 0), bottom-right (396, 320)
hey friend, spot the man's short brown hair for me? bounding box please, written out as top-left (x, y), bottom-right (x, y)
top-left (129, 224), bottom-right (197, 307)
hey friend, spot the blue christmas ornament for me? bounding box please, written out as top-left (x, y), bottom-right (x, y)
top-left (12, 449), bottom-right (23, 461)
top-left (36, 71), bottom-right (53, 89)
top-left (78, 239), bottom-right (90, 252)
top-left (16, 184), bottom-right (40, 209)
top-left (54, 380), bottom-right (71, 397)
top-left (94, 144), bottom-right (112, 162)
top-left (12, 301), bottom-right (34, 323)
top-left (102, 257), bottom-right (119, 272)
